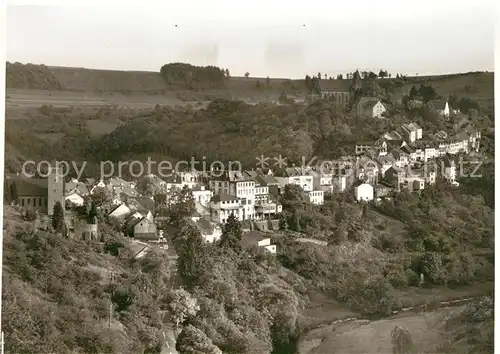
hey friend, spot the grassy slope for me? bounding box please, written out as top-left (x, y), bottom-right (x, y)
top-left (7, 64), bottom-right (493, 104)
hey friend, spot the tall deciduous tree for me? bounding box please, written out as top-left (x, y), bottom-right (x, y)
top-left (176, 324), bottom-right (222, 354)
top-left (177, 224), bottom-right (206, 286)
top-left (90, 187), bottom-right (112, 207)
top-left (166, 288), bottom-right (200, 332)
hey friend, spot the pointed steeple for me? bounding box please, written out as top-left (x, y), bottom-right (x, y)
top-left (351, 70), bottom-right (362, 91)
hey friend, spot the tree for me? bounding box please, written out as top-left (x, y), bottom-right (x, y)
top-left (136, 177), bottom-right (156, 197)
top-left (317, 72), bottom-right (322, 79)
top-left (225, 68), bottom-right (230, 77)
top-left (52, 201), bottom-right (64, 233)
top-left (378, 69), bottom-right (388, 78)
top-left (154, 193), bottom-right (167, 208)
top-left (166, 288), bottom-right (200, 332)
top-left (409, 85), bottom-right (419, 99)
top-left (305, 75), bottom-right (312, 93)
top-left (176, 324), bottom-right (222, 354)
top-left (337, 74), bottom-right (343, 80)
top-left (324, 73), bottom-right (328, 80)
top-left (368, 71), bottom-right (378, 80)
top-left (23, 209), bottom-right (37, 222)
top-left (90, 187), bottom-right (111, 207)
top-left (244, 72), bottom-right (250, 78)
top-left (219, 214), bottom-right (242, 253)
top-left (281, 184), bottom-right (310, 212)
top-left (458, 97), bottom-right (480, 114)
top-left (167, 186), bottom-right (196, 223)
top-left (311, 76), bottom-right (321, 94)
top-left (391, 326), bottom-right (413, 354)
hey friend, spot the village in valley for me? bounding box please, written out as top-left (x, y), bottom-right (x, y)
top-left (4, 69), bottom-right (485, 257)
top-left (2, 2), bottom-right (496, 352)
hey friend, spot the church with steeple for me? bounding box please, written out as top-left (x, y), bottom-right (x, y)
top-left (5, 164), bottom-right (65, 216)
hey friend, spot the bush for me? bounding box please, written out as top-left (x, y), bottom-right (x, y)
top-left (391, 326), bottom-right (413, 354)
top-left (22, 209), bottom-right (38, 222)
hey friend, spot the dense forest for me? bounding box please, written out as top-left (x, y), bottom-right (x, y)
top-left (159, 63), bottom-right (228, 90)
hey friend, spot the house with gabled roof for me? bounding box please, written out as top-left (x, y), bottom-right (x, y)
top-left (123, 216), bottom-right (158, 241)
top-left (108, 203), bottom-right (133, 221)
top-left (64, 179), bottom-right (90, 207)
top-left (356, 98), bottom-right (386, 118)
top-left (353, 181), bottom-right (374, 202)
top-left (384, 166), bottom-right (407, 191)
top-left (427, 100), bottom-right (450, 117)
top-left (194, 217), bottom-right (222, 243)
top-left (375, 153), bottom-right (396, 175)
top-left (401, 123), bottom-right (423, 142)
top-left (356, 156), bottom-right (379, 184)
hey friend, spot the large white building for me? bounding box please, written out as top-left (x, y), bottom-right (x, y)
top-left (354, 182), bottom-right (374, 202)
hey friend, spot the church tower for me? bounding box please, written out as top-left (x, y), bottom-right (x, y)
top-left (47, 165), bottom-right (65, 216)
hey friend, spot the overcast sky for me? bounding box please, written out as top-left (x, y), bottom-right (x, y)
top-left (6, 0), bottom-right (496, 78)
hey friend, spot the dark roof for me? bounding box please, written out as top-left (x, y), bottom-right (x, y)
top-left (12, 177), bottom-right (48, 197)
top-left (360, 99), bottom-right (380, 110)
top-left (130, 197), bottom-right (155, 212)
top-left (211, 193), bottom-right (239, 203)
top-left (242, 230), bottom-right (269, 247)
top-left (401, 145), bottom-right (415, 154)
top-left (376, 181), bottom-right (395, 188)
top-left (195, 217), bottom-right (213, 232)
top-left (428, 100), bottom-right (447, 110)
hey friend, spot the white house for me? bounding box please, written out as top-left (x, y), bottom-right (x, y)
top-left (357, 99), bottom-right (386, 118)
top-left (65, 191), bottom-right (85, 207)
top-left (195, 218), bottom-right (222, 243)
top-left (401, 123), bottom-right (423, 143)
top-left (178, 171), bottom-right (201, 189)
top-left (191, 185), bottom-right (213, 206)
top-left (257, 237), bottom-right (277, 254)
top-left (108, 203), bottom-right (133, 221)
top-left (428, 100), bottom-right (450, 118)
top-left (354, 182), bottom-right (374, 202)
top-left (308, 190), bottom-right (324, 205)
top-left (284, 167), bottom-right (314, 192)
top-left (209, 194), bottom-right (244, 223)
top-left (443, 158), bottom-right (457, 184)
top-left (89, 179), bottom-right (106, 194)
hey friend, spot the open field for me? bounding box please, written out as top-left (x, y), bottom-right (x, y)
top-left (6, 89), bottom-right (194, 108)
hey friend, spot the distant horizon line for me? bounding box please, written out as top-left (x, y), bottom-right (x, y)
top-left (6, 60), bottom-right (494, 80)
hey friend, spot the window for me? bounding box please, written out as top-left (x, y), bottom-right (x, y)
top-left (21, 199), bottom-right (25, 207)
top-left (27, 199), bottom-right (31, 206)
